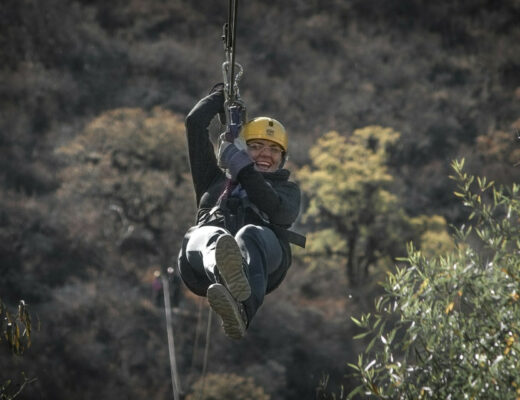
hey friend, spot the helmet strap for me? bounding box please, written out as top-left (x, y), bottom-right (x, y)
top-left (279, 152), bottom-right (288, 169)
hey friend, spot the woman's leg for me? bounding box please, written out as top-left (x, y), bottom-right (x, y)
top-left (180, 225), bottom-right (251, 339)
top-left (235, 225), bottom-right (283, 321)
top-left (184, 225), bottom-right (228, 282)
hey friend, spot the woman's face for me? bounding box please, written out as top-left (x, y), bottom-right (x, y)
top-left (246, 139), bottom-right (284, 172)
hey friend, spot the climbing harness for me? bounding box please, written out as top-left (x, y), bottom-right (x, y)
top-left (217, 0), bottom-right (306, 246)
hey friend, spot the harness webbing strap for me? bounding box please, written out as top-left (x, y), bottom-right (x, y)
top-left (272, 225), bottom-right (307, 248)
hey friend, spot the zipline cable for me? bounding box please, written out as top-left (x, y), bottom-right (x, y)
top-left (229, 0), bottom-right (239, 101)
top-left (164, 3), bottom-right (243, 399)
top-left (222, 0), bottom-right (245, 145)
top-left (195, 4), bottom-right (244, 397)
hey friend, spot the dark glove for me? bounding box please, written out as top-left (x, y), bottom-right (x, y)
top-left (218, 137), bottom-right (252, 180)
top-left (209, 83), bottom-right (226, 125)
top-left (218, 133), bottom-right (247, 167)
top-left (217, 134), bottom-right (232, 169)
top-left (209, 82), bottom-right (225, 94)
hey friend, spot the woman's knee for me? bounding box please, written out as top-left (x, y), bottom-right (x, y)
top-left (186, 225), bottom-right (228, 251)
top-left (178, 251), bottom-right (210, 297)
top-left (236, 224), bottom-right (272, 243)
top-left (236, 225), bottom-right (282, 268)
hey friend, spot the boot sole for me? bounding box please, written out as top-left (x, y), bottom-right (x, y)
top-left (207, 284), bottom-right (246, 340)
top-left (215, 234), bottom-right (251, 301)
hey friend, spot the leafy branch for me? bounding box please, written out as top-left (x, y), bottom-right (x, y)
top-left (0, 300), bottom-right (32, 355)
top-left (347, 159), bottom-right (520, 399)
top-left (1, 299), bottom-right (36, 400)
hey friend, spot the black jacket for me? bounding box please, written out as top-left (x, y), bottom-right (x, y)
top-left (182, 90), bottom-right (301, 294)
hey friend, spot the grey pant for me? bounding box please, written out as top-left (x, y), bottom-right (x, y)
top-left (181, 224), bottom-right (283, 321)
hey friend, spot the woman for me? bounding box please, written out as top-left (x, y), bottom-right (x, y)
top-left (178, 85), bottom-right (304, 339)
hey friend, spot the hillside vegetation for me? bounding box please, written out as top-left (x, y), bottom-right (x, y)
top-left (1, 0), bottom-right (519, 398)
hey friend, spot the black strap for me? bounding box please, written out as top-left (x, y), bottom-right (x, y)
top-left (269, 224), bottom-right (307, 249)
top-left (285, 229), bottom-right (307, 248)
top-left (204, 188), bottom-right (307, 248)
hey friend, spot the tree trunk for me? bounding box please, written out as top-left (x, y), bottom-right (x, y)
top-left (346, 232), bottom-right (357, 285)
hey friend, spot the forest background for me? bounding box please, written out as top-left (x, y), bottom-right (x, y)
top-left (1, 0), bottom-right (519, 399)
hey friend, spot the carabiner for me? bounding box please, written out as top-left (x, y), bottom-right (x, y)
top-left (222, 61), bottom-right (244, 104)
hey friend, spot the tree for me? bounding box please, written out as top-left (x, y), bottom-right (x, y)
top-left (42, 107), bottom-right (196, 398)
top-left (56, 106), bottom-right (194, 277)
top-left (349, 159), bottom-right (520, 399)
top-left (296, 127), bottom-right (453, 285)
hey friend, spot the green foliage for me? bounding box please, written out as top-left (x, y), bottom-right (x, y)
top-left (1, 375), bottom-right (31, 400)
top-left (316, 374), bottom-right (345, 400)
top-left (2, 1), bottom-right (520, 398)
top-left (299, 127), bottom-right (399, 220)
top-left (297, 127), bottom-right (405, 283)
top-left (474, 120), bottom-right (520, 185)
top-left (0, 299), bottom-right (35, 400)
top-left (408, 214), bottom-right (456, 259)
top-left (22, 107), bottom-right (196, 398)
top-left (0, 299), bottom-right (31, 355)
top-left (349, 160), bottom-right (520, 399)
top-left (1, 373), bottom-right (36, 400)
top-left (298, 127), bottom-right (454, 284)
top-left (186, 373), bottom-right (270, 400)
top-left (58, 107), bottom-right (188, 173)
top-left (56, 107), bottom-right (194, 255)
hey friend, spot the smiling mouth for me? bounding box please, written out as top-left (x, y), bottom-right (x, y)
top-left (255, 161), bottom-right (272, 170)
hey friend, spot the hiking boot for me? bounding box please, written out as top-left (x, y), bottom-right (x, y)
top-left (207, 283), bottom-right (247, 340)
top-left (215, 234), bottom-right (251, 302)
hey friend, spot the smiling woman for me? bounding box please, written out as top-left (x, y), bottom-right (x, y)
top-left (177, 85), bottom-right (305, 340)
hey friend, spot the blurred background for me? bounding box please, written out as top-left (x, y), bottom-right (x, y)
top-left (1, 0), bottom-right (519, 398)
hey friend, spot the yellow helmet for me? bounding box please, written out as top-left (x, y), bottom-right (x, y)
top-left (241, 117), bottom-right (288, 152)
